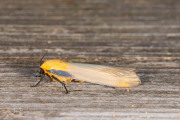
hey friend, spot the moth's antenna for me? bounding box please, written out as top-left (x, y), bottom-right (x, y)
top-left (40, 52), bottom-right (47, 66)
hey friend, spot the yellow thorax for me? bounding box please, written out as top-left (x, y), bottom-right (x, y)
top-left (40, 60), bottom-right (69, 71)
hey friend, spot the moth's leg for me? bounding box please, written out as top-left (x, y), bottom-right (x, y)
top-left (51, 75), bottom-right (69, 94)
top-left (31, 74), bottom-right (45, 87)
top-left (71, 79), bottom-right (85, 83)
top-left (31, 73), bottom-right (41, 77)
top-left (71, 79), bottom-right (79, 82)
top-left (45, 74), bottom-right (53, 82)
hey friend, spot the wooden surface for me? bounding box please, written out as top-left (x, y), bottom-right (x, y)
top-left (0, 0), bottom-right (180, 119)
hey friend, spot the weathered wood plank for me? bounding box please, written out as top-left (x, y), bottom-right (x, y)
top-left (0, 0), bottom-right (180, 120)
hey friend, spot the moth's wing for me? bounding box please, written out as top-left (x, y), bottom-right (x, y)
top-left (66, 63), bottom-right (141, 87)
top-left (48, 69), bottom-right (73, 78)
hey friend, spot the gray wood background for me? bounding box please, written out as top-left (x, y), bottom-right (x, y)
top-left (0, 0), bottom-right (180, 119)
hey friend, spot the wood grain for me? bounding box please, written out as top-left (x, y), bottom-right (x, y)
top-left (0, 0), bottom-right (180, 119)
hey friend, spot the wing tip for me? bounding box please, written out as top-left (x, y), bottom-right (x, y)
top-left (117, 73), bottom-right (141, 87)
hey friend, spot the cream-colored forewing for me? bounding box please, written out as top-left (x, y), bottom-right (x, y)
top-left (67, 63), bottom-right (141, 87)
